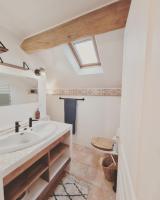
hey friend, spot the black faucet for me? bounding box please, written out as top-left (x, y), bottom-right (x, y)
top-left (29, 117), bottom-right (38, 128)
top-left (15, 121), bottom-right (21, 133)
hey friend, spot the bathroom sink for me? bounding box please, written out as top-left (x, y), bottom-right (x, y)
top-left (0, 132), bottom-right (40, 154)
top-left (0, 121), bottom-right (57, 154)
top-left (32, 121), bottom-right (57, 137)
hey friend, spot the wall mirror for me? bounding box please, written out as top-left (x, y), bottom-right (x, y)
top-left (0, 73), bottom-right (38, 106)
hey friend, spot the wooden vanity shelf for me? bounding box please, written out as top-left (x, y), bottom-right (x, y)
top-left (50, 143), bottom-right (69, 166)
top-left (4, 155), bottom-right (48, 200)
top-left (3, 132), bottom-right (71, 200)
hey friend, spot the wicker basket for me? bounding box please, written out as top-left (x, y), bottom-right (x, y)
top-left (102, 155), bottom-right (117, 182)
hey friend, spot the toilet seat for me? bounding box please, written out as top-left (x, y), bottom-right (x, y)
top-left (91, 137), bottom-right (114, 151)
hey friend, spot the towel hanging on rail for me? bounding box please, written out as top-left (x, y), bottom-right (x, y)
top-left (64, 98), bottom-right (77, 134)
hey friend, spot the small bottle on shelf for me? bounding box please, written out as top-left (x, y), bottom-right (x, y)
top-left (35, 108), bottom-right (40, 120)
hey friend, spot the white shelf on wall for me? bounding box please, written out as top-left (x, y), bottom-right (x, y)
top-left (0, 63), bottom-right (38, 79)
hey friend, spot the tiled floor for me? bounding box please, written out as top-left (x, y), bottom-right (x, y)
top-left (68, 143), bottom-right (116, 200)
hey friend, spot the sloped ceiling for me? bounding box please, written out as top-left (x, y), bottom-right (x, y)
top-left (33, 29), bottom-right (124, 89)
top-left (0, 0), bottom-right (124, 89)
top-left (0, 0), bottom-right (115, 39)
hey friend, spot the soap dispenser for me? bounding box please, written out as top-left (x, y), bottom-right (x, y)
top-left (35, 108), bottom-right (40, 120)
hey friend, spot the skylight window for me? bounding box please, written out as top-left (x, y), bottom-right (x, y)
top-left (69, 37), bottom-right (101, 68)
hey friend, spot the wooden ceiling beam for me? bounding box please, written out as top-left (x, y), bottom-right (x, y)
top-left (21, 0), bottom-right (131, 53)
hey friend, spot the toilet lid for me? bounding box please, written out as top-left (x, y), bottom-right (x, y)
top-left (91, 137), bottom-right (114, 151)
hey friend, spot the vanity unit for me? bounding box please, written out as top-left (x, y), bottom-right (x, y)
top-left (0, 121), bottom-right (72, 200)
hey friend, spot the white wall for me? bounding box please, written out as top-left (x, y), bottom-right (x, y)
top-left (0, 26), bottom-right (46, 130)
top-left (47, 95), bottom-right (120, 146)
top-left (136, 0), bottom-right (160, 199)
top-left (118, 0), bottom-right (149, 193)
top-left (117, 0), bottom-right (160, 200)
top-left (44, 29), bottom-right (123, 147)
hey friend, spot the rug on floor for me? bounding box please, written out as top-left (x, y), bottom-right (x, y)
top-left (48, 174), bottom-right (89, 200)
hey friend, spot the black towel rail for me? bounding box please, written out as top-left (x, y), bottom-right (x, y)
top-left (59, 97), bottom-right (85, 101)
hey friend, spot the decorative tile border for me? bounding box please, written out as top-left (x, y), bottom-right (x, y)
top-left (52, 88), bottom-right (121, 96)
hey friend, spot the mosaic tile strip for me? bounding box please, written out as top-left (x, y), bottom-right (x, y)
top-left (52, 88), bottom-right (121, 96)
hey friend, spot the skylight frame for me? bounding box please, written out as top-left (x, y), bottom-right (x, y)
top-left (69, 37), bottom-right (101, 68)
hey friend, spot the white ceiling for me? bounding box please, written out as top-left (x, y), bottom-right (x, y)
top-left (0, 0), bottom-right (115, 39)
top-left (0, 0), bottom-right (124, 89)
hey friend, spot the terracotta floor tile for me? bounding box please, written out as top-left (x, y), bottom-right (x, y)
top-left (72, 144), bottom-right (102, 170)
top-left (88, 185), bottom-right (116, 200)
top-left (70, 143), bottom-right (116, 200)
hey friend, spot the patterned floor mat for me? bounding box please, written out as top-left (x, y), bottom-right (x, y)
top-left (48, 174), bottom-right (89, 200)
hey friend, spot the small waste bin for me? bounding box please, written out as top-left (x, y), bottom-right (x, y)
top-left (102, 155), bottom-right (117, 182)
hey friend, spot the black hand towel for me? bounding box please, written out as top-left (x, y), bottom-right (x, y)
top-left (64, 98), bottom-right (77, 134)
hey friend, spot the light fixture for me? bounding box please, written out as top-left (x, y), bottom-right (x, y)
top-left (34, 69), bottom-right (41, 76)
top-left (34, 68), bottom-right (46, 76)
top-left (30, 89), bottom-right (38, 94)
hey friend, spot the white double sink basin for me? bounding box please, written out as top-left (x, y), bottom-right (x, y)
top-left (0, 121), bottom-right (57, 154)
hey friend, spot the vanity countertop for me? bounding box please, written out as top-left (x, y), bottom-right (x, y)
top-left (0, 121), bottom-right (72, 178)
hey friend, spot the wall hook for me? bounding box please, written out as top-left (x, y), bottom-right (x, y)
top-left (0, 57), bottom-right (4, 63)
top-left (23, 61), bottom-right (30, 70)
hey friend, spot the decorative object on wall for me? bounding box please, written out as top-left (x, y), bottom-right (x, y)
top-left (52, 88), bottom-right (121, 96)
top-left (0, 42), bottom-right (8, 54)
top-left (34, 68), bottom-right (46, 76)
